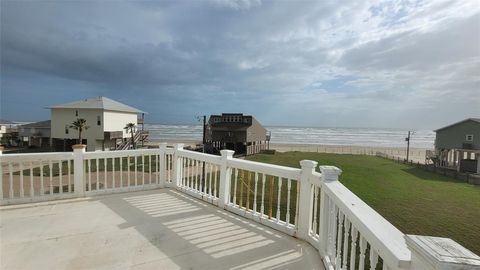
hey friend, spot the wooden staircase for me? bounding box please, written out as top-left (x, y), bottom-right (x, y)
top-left (116, 131), bottom-right (149, 150)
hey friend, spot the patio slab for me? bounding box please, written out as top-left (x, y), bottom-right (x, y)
top-left (0, 189), bottom-right (323, 270)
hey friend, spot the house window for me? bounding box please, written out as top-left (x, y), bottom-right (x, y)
top-left (466, 134), bottom-right (473, 141)
top-left (75, 110), bottom-right (78, 117)
top-left (65, 125), bottom-right (69, 134)
top-left (97, 116), bottom-right (101, 126)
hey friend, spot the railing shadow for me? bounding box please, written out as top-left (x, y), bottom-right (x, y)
top-left (97, 189), bottom-right (321, 269)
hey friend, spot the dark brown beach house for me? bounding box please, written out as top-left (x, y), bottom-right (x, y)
top-left (205, 113), bottom-right (268, 156)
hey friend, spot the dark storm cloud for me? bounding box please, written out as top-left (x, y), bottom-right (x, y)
top-left (1, 0), bottom-right (479, 128)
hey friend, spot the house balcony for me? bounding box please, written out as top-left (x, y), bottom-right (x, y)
top-left (1, 144), bottom-right (479, 270)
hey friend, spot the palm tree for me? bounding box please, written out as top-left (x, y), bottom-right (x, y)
top-left (124, 123), bottom-right (136, 149)
top-left (70, 118), bottom-right (89, 144)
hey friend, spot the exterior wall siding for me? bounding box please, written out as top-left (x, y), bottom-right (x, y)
top-left (103, 110), bottom-right (138, 138)
top-left (246, 117), bottom-right (267, 142)
top-left (435, 120), bottom-right (480, 150)
top-left (51, 108), bottom-right (104, 151)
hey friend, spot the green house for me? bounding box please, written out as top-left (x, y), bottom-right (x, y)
top-left (434, 118), bottom-right (480, 173)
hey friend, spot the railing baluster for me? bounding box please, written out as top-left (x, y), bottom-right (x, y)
top-left (261, 173), bottom-right (265, 215)
top-left (192, 159), bottom-right (196, 189)
top-left (120, 157), bottom-right (123, 188)
top-left (214, 165), bottom-right (218, 197)
top-left (369, 248), bottom-right (379, 270)
top-left (359, 236), bottom-right (367, 270)
top-left (246, 171), bottom-right (251, 209)
top-left (193, 159), bottom-right (197, 190)
top-left (8, 163), bottom-right (14, 198)
top-left (239, 170), bottom-right (244, 207)
top-left (286, 178), bottom-right (291, 224)
top-left (185, 158), bottom-right (188, 188)
top-left (88, 159), bottom-right (92, 191)
top-left (29, 161), bottom-right (34, 197)
top-left (19, 162), bottom-right (24, 197)
top-left (276, 176), bottom-right (282, 221)
top-left (342, 219), bottom-right (350, 269)
top-left (185, 158), bottom-right (189, 187)
top-left (67, 160), bottom-right (71, 193)
top-left (268, 175), bottom-right (273, 219)
top-left (104, 158), bottom-right (107, 189)
top-left (96, 158), bottom-right (100, 191)
top-left (233, 168), bottom-right (238, 205)
top-left (40, 161), bottom-right (44, 195)
top-left (190, 159), bottom-right (194, 189)
top-left (312, 187), bottom-right (318, 234)
top-left (148, 155), bottom-right (152, 184)
top-left (253, 172), bottom-right (258, 213)
top-left (112, 157), bottom-right (115, 189)
top-left (186, 158), bottom-right (189, 188)
top-left (142, 155), bottom-right (145, 186)
top-left (157, 154), bottom-right (160, 184)
top-left (209, 163), bottom-right (213, 196)
top-left (326, 197), bottom-right (333, 257)
top-left (134, 155), bottom-right (138, 186)
top-left (127, 156), bottom-right (131, 187)
top-left (349, 226), bottom-right (358, 270)
top-left (49, 160), bottom-right (53, 195)
top-left (167, 154), bottom-right (171, 182)
top-left (335, 212), bottom-right (344, 270)
top-left (330, 204), bottom-right (338, 259)
top-left (59, 160), bottom-right (63, 194)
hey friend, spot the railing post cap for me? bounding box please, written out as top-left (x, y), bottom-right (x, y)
top-left (319, 165), bottom-right (342, 181)
top-left (159, 142), bottom-right (167, 148)
top-left (72, 144), bottom-right (87, 151)
top-left (300, 160), bottom-right (318, 168)
top-left (405, 235), bottom-right (480, 269)
top-left (220, 149), bottom-right (235, 158)
top-left (174, 143), bottom-right (184, 150)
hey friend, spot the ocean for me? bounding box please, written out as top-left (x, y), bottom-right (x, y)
top-left (145, 124), bottom-right (435, 149)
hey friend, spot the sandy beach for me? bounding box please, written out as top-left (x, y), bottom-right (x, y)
top-left (146, 140), bottom-right (429, 163)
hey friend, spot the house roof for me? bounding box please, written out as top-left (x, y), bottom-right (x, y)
top-left (20, 120), bottom-right (51, 129)
top-left (434, 118), bottom-right (480, 132)
top-left (49, 96), bottom-right (145, 113)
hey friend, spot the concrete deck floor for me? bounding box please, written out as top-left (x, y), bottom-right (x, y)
top-left (0, 189), bottom-right (323, 270)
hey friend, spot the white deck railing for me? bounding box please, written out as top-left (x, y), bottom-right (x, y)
top-left (0, 144), bottom-right (478, 270)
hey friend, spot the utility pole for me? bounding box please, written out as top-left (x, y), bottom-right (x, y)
top-left (405, 131), bottom-right (412, 162)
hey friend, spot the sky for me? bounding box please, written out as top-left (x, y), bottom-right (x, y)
top-left (1, 0), bottom-right (479, 129)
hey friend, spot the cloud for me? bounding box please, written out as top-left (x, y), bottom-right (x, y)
top-left (0, 0), bottom-right (479, 128)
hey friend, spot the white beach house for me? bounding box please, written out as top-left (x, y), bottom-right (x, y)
top-left (49, 96), bottom-right (145, 151)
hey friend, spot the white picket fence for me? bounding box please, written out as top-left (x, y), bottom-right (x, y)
top-left (0, 144), bottom-right (478, 270)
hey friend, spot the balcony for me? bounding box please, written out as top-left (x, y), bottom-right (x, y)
top-left (1, 189), bottom-right (320, 269)
top-left (1, 144), bottom-right (479, 270)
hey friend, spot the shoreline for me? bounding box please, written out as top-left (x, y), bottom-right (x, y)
top-left (146, 139), bottom-right (431, 150)
top-left (145, 140), bottom-right (430, 162)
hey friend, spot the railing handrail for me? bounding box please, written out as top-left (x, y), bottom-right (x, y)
top-left (323, 180), bottom-right (411, 268)
top-left (176, 149), bottom-right (222, 165)
top-left (83, 148), bottom-right (160, 159)
top-left (227, 158), bottom-right (302, 180)
top-left (0, 152), bottom-right (74, 162)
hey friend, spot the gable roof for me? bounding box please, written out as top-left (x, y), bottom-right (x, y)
top-left (20, 120), bottom-right (51, 128)
top-left (49, 96), bottom-right (145, 113)
top-left (434, 118), bottom-right (480, 132)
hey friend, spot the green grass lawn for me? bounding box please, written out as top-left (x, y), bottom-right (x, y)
top-left (246, 151), bottom-right (480, 255)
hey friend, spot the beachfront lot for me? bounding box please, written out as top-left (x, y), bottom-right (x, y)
top-left (247, 151), bottom-right (480, 255)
